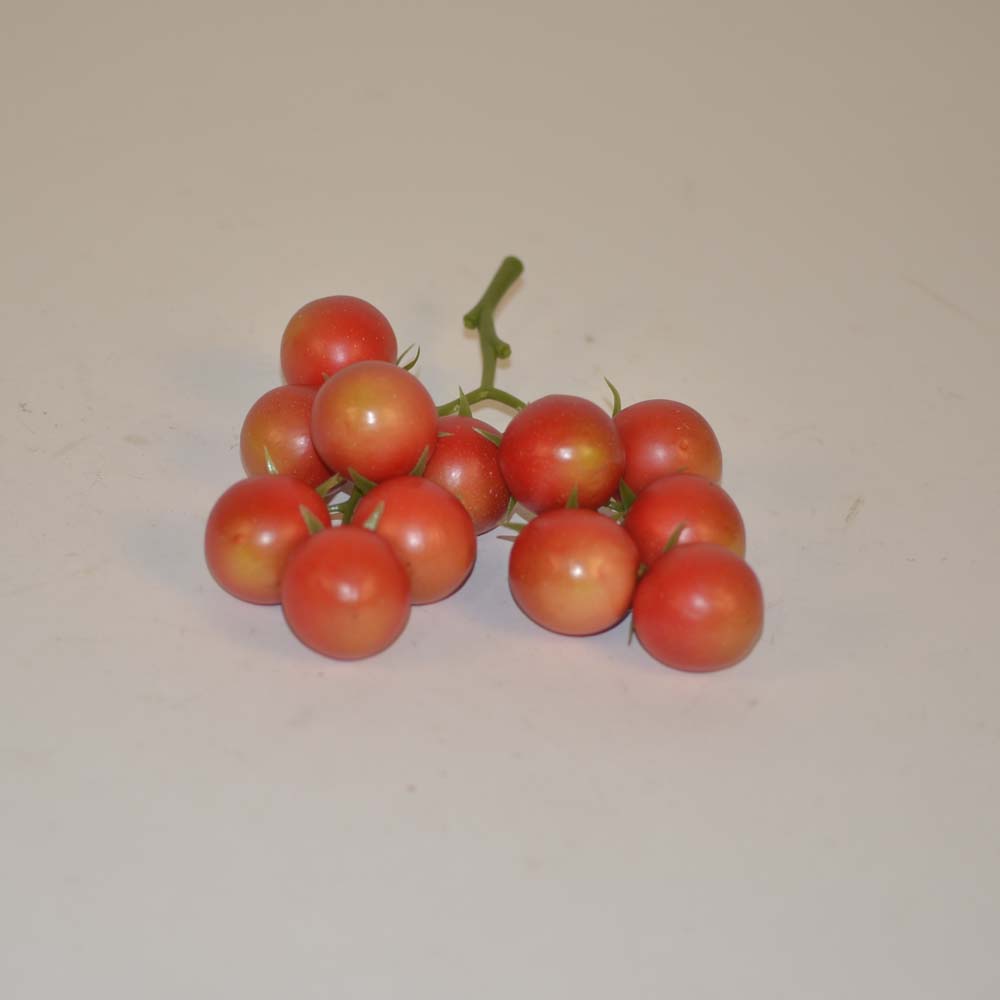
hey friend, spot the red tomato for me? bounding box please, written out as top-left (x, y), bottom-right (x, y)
top-left (615, 399), bottom-right (722, 491)
top-left (239, 385), bottom-right (331, 487)
top-left (311, 361), bottom-right (438, 482)
top-left (508, 509), bottom-right (640, 635)
top-left (632, 542), bottom-right (763, 671)
top-left (281, 526), bottom-right (410, 659)
top-left (623, 473), bottom-right (746, 565)
top-left (353, 477), bottom-right (476, 604)
top-left (423, 415), bottom-right (510, 533)
top-left (499, 395), bottom-right (625, 513)
top-left (280, 295), bottom-right (398, 386)
top-left (204, 475), bottom-right (331, 605)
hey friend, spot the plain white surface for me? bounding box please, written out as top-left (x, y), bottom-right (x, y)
top-left (3, 1), bottom-right (999, 996)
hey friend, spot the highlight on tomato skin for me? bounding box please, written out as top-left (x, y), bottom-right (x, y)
top-left (508, 508), bottom-right (640, 636)
top-left (239, 384), bottom-right (331, 488)
top-left (623, 473), bottom-right (746, 566)
top-left (310, 360), bottom-right (438, 483)
top-left (280, 526), bottom-right (411, 660)
top-left (631, 542), bottom-right (763, 672)
top-left (423, 414), bottom-right (510, 534)
top-left (279, 295), bottom-right (398, 387)
top-left (353, 476), bottom-right (477, 604)
top-left (615, 399), bottom-right (722, 492)
top-left (204, 475), bottom-right (331, 605)
top-left (498, 394), bottom-right (625, 513)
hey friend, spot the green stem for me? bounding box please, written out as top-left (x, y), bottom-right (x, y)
top-left (437, 385), bottom-right (526, 416)
top-left (463, 256), bottom-right (522, 390)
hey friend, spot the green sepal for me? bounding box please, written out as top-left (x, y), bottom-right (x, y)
top-left (604, 377), bottom-right (623, 417)
top-left (503, 495), bottom-right (518, 522)
top-left (361, 500), bottom-right (385, 532)
top-left (409, 445), bottom-right (431, 477)
top-left (299, 506), bottom-right (326, 535)
top-left (662, 523), bottom-right (686, 554)
top-left (472, 426), bottom-right (502, 447)
top-left (263, 446), bottom-right (279, 475)
top-left (315, 473), bottom-right (344, 497)
top-left (565, 484), bottom-right (580, 509)
top-left (619, 479), bottom-right (637, 511)
top-left (457, 386), bottom-right (473, 418)
top-left (348, 468), bottom-right (378, 495)
top-left (398, 344), bottom-right (421, 371)
top-left (437, 430), bottom-right (454, 438)
top-left (627, 615), bottom-right (636, 646)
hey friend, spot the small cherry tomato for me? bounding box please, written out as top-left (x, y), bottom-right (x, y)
top-left (311, 361), bottom-right (438, 483)
top-left (204, 475), bottom-right (331, 605)
top-left (623, 473), bottom-right (745, 565)
top-left (615, 399), bottom-right (722, 491)
top-left (423, 415), bottom-right (510, 533)
top-left (280, 295), bottom-right (398, 386)
top-left (499, 395), bottom-right (625, 513)
top-left (353, 477), bottom-right (476, 604)
top-left (632, 542), bottom-right (763, 671)
top-left (281, 526), bottom-right (411, 660)
top-left (239, 385), bottom-right (331, 488)
top-left (508, 509), bottom-right (639, 635)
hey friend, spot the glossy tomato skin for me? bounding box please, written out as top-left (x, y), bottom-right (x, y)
top-left (311, 361), bottom-right (438, 483)
top-left (239, 385), bottom-right (331, 487)
top-left (281, 526), bottom-right (410, 660)
top-left (204, 475), bottom-right (331, 605)
top-left (353, 477), bottom-right (476, 604)
top-left (423, 415), bottom-right (510, 533)
top-left (499, 395), bottom-right (625, 513)
top-left (615, 399), bottom-right (722, 491)
top-left (632, 542), bottom-right (763, 672)
top-left (623, 473), bottom-right (746, 566)
top-left (280, 295), bottom-right (397, 386)
top-left (508, 509), bottom-right (640, 636)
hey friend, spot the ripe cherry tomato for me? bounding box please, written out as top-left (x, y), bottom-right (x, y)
top-left (353, 476), bottom-right (476, 604)
top-left (615, 399), bottom-right (722, 491)
top-left (499, 395), bottom-right (625, 513)
top-left (631, 542), bottom-right (763, 671)
top-left (281, 526), bottom-right (411, 660)
top-left (204, 475), bottom-right (331, 605)
top-left (423, 414), bottom-right (510, 533)
top-left (280, 295), bottom-right (398, 386)
top-left (311, 361), bottom-right (438, 482)
top-left (239, 385), bottom-right (331, 488)
top-left (508, 509), bottom-right (640, 635)
top-left (623, 473), bottom-right (745, 566)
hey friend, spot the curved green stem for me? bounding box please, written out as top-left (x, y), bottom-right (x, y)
top-left (437, 385), bottom-right (526, 416)
top-left (463, 256), bottom-right (522, 389)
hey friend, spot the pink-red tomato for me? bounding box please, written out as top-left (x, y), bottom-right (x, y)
top-left (615, 399), bottom-right (722, 491)
top-left (624, 473), bottom-right (746, 565)
top-left (508, 509), bottom-right (640, 635)
top-left (204, 475), bottom-right (331, 605)
top-left (353, 477), bottom-right (476, 604)
top-left (280, 295), bottom-right (398, 386)
top-left (499, 395), bottom-right (625, 513)
top-left (281, 526), bottom-right (411, 659)
top-left (423, 415), bottom-right (510, 533)
top-left (632, 542), bottom-right (763, 671)
top-left (239, 385), bottom-right (331, 488)
top-left (311, 361), bottom-right (438, 483)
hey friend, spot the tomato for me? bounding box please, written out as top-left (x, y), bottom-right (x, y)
top-left (499, 395), bottom-right (625, 513)
top-left (631, 542), bottom-right (763, 671)
top-left (623, 473), bottom-right (745, 565)
top-left (281, 526), bottom-right (410, 659)
top-left (239, 384), bottom-right (331, 487)
top-left (353, 477), bottom-right (476, 604)
top-left (615, 399), bottom-right (722, 491)
top-left (311, 361), bottom-right (438, 482)
top-left (508, 509), bottom-right (639, 635)
top-left (422, 415), bottom-right (510, 533)
top-left (280, 295), bottom-right (398, 386)
top-left (204, 475), bottom-right (331, 605)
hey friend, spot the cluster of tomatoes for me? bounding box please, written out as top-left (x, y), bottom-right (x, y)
top-left (204, 261), bottom-right (764, 670)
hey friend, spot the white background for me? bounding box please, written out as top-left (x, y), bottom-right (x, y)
top-left (3, 1), bottom-right (999, 996)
